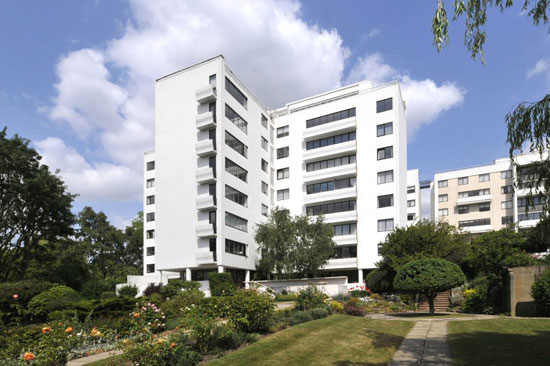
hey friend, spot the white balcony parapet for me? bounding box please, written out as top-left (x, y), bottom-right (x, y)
top-left (196, 139), bottom-right (216, 157)
top-left (323, 257), bottom-right (357, 270)
top-left (303, 187), bottom-right (357, 205)
top-left (321, 210), bottom-right (358, 224)
top-left (196, 194), bottom-right (216, 210)
top-left (196, 167), bottom-right (216, 184)
top-left (303, 163), bottom-right (357, 184)
top-left (461, 224), bottom-right (493, 233)
top-left (518, 219), bottom-right (539, 229)
top-left (303, 140), bottom-right (357, 162)
top-left (333, 234), bottom-right (358, 246)
top-left (196, 222), bottom-right (216, 238)
top-left (196, 111), bottom-right (216, 130)
top-left (303, 117), bottom-right (356, 141)
top-left (196, 249), bottom-right (216, 265)
top-left (457, 194), bottom-right (492, 205)
top-left (196, 85), bottom-right (217, 104)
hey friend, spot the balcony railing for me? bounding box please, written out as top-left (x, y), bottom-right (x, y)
top-left (196, 85), bottom-right (217, 104)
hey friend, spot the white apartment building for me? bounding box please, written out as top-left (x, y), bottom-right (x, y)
top-left (432, 151), bottom-right (547, 233)
top-left (132, 55), bottom-right (411, 291)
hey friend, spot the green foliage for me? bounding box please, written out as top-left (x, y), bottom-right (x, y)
top-left (296, 285), bottom-right (327, 311)
top-left (123, 211), bottom-right (144, 270)
top-left (394, 258), bottom-right (465, 314)
top-left (208, 273), bottom-right (236, 297)
top-left (461, 278), bottom-right (494, 314)
top-left (524, 215), bottom-right (550, 252)
top-left (309, 307), bottom-right (330, 320)
top-left (117, 285), bottom-right (138, 298)
top-left (161, 289), bottom-right (204, 319)
top-left (79, 278), bottom-right (120, 299)
top-left (188, 317), bottom-right (256, 354)
top-left (532, 269), bottom-right (550, 316)
top-left (143, 283), bottom-right (162, 297)
top-left (365, 268), bottom-right (394, 293)
top-left (100, 291), bottom-right (116, 299)
top-left (329, 301), bottom-right (344, 313)
top-left (289, 310), bottom-right (313, 325)
top-left (274, 294), bottom-right (298, 302)
top-left (27, 286), bottom-right (81, 321)
top-left (503, 252), bottom-right (539, 268)
top-left (343, 303), bottom-right (365, 317)
top-left (131, 302), bottom-right (166, 334)
top-left (0, 280), bottom-right (54, 324)
top-left (159, 280), bottom-right (200, 299)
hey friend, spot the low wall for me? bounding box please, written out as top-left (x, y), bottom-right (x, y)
top-left (246, 276), bottom-right (350, 297)
top-left (506, 265), bottom-right (546, 317)
top-left (117, 272), bottom-right (180, 296)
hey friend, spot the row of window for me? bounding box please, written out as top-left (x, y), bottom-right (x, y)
top-left (225, 212), bottom-right (247, 232)
top-left (306, 108), bottom-right (356, 128)
top-left (225, 239), bottom-right (247, 256)
top-left (225, 104), bottom-right (248, 134)
top-left (306, 177), bottom-right (356, 194)
top-left (333, 223), bottom-right (357, 236)
top-left (458, 188), bottom-right (490, 198)
top-left (333, 245), bottom-right (357, 259)
top-left (306, 131), bottom-right (356, 150)
top-left (518, 196), bottom-right (546, 207)
top-left (306, 154), bottom-right (356, 172)
top-left (306, 200), bottom-right (356, 216)
top-left (459, 218), bottom-right (491, 228)
top-left (438, 170), bottom-right (514, 188)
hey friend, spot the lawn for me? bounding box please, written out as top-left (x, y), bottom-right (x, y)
top-left (208, 315), bottom-right (413, 366)
top-left (448, 318), bottom-right (550, 366)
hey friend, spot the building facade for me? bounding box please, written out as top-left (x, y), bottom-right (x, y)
top-left (407, 169), bottom-right (421, 225)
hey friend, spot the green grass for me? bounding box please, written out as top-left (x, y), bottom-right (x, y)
top-left (208, 315), bottom-right (413, 366)
top-left (448, 318), bottom-right (550, 366)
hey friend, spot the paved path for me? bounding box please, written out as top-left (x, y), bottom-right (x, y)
top-left (389, 321), bottom-right (451, 366)
top-left (67, 350), bottom-right (122, 366)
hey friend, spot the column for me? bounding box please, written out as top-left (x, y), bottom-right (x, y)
top-left (186, 268), bottom-right (192, 281)
top-left (245, 270), bottom-right (250, 289)
top-left (217, 265), bottom-right (224, 273)
top-left (358, 269), bottom-right (363, 284)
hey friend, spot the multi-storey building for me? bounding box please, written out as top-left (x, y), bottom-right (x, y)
top-left (432, 151), bottom-right (547, 233)
top-left (407, 169), bottom-right (421, 225)
top-left (128, 55), bottom-right (410, 292)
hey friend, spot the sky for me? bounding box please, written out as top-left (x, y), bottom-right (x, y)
top-left (1, 0), bottom-right (549, 227)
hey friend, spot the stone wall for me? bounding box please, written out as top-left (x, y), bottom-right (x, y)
top-left (505, 266), bottom-right (546, 317)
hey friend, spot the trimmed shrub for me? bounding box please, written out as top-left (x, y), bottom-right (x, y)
top-left (160, 280), bottom-right (200, 299)
top-left (344, 303), bottom-right (365, 317)
top-left (296, 285), bottom-right (327, 311)
top-left (224, 290), bottom-right (274, 332)
top-left (161, 289), bottom-right (204, 319)
top-left (118, 285), bottom-right (138, 298)
top-left (532, 269), bottom-right (550, 316)
top-left (208, 273), bottom-right (236, 297)
top-left (27, 285), bottom-right (81, 321)
top-left (289, 310), bottom-right (313, 325)
top-left (309, 307), bottom-right (329, 319)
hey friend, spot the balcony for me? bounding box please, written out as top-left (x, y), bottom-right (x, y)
top-left (303, 117), bottom-right (356, 141)
top-left (196, 249), bottom-right (217, 265)
top-left (303, 187), bottom-right (357, 206)
top-left (303, 140), bottom-right (356, 162)
top-left (303, 163), bottom-right (356, 184)
top-left (322, 210), bottom-right (357, 224)
top-left (196, 111), bottom-right (216, 131)
top-left (196, 222), bottom-right (216, 238)
top-left (323, 257), bottom-right (357, 270)
top-left (196, 167), bottom-right (216, 184)
top-left (333, 234), bottom-right (357, 246)
top-left (196, 139), bottom-right (216, 157)
top-left (456, 194), bottom-right (492, 205)
top-left (196, 85), bottom-right (216, 104)
top-left (461, 224), bottom-right (493, 233)
top-left (196, 194), bottom-right (217, 210)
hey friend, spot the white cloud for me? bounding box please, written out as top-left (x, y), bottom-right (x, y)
top-left (526, 58), bottom-right (550, 79)
top-left (347, 53), bottom-right (465, 139)
top-left (360, 28), bottom-right (381, 41)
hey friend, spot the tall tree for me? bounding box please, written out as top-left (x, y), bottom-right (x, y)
top-left (293, 215), bottom-right (336, 278)
top-left (0, 127), bottom-right (75, 281)
top-left (124, 211), bottom-right (144, 269)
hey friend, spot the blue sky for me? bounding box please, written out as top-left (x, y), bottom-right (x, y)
top-left (1, 0), bottom-right (548, 227)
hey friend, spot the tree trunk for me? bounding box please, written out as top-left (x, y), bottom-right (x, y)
top-left (428, 295), bottom-right (435, 314)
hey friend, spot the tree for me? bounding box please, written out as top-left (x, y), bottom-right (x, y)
top-left (532, 269), bottom-right (550, 316)
top-left (524, 216), bottom-right (550, 253)
top-left (431, 1), bottom-right (550, 206)
top-left (124, 211), bottom-right (144, 269)
top-left (254, 207), bottom-right (336, 279)
top-left (0, 127), bottom-right (75, 281)
top-left (394, 258), bottom-right (466, 314)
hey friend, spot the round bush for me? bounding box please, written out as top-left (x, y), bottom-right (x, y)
top-left (289, 310), bottom-right (313, 325)
top-left (27, 285), bottom-right (81, 321)
top-left (532, 269), bottom-right (550, 316)
top-left (118, 285), bottom-right (138, 298)
top-left (296, 285), bottom-right (327, 311)
top-left (309, 307), bottom-right (329, 319)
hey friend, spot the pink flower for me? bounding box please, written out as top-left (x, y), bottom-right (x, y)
top-left (13, 294), bottom-right (18, 300)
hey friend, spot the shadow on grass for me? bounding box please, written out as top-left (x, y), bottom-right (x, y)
top-left (387, 312), bottom-right (453, 318)
top-left (332, 362), bottom-right (387, 366)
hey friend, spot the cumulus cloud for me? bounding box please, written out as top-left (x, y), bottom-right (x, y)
top-left (347, 53), bottom-right (465, 139)
top-left (526, 58), bottom-right (550, 79)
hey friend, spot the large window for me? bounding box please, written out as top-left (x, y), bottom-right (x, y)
top-left (225, 77), bottom-right (247, 108)
top-left (146, 178), bottom-right (155, 188)
top-left (378, 218), bottom-right (394, 232)
top-left (261, 115), bottom-right (268, 129)
top-left (334, 246), bottom-right (357, 259)
top-left (146, 212), bottom-right (155, 222)
top-left (501, 200), bottom-right (512, 209)
top-left (146, 264), bottom-right (155, 273)
top-left (306, 131), bottom-right (356, 150)
top-left (277, 168), bottom-right (289, 180)
top-left (277, 146), bottom-right (289, 159)
top-left (407, 200), bottom-right (416, 207)
top-left (458, 177), bottom-right (469, 185)
top-left (501, 185), bottom-right (513, 194)
top-left (146, 247), bottom-right (155, 256)
top-left (225, 104), bottom-right (248, 134)
top-left (306, 177), bottom-right (356, 194)
top-left (306, 108), bottom-right (356, 128)
top-left (225, 239), bottom-right (247, 256)
top-left (261, 159), bottom-right (268, 172)
top-left (479, 203), bottom-right (491, 212)
top-left (225, 158), bottom-right (247, 182)
top-left (458, 188), bottom-right (490, 198)
top-left (459, 218), bottom-right (490, 228)
top-left (377, 146), bottom-right (393, 160)
top-left (517, 196), bottom-right (546, 207)
top-left (261, 181), bottom-right (268, 195)
top-left (333, 223), bottom-right (357, 236)
top-left (225, 131), bottom-right (247, 157)
top-left (146, 195), bottom-right (155, 205)
top-left (438, 180), bottom-right (448, 188)
top-left (501, 170), bottom-right (513, 179)
top-left (261, 136), bottom-right (268, 151)
top-left (277, 189), bottom-right (289, 201)
top-left (261, 204), bottom-right (268, 217)
top-left (146, 161), bottom-right (155, 171)
top-left (376, 98), bottom-right (393, 113)
top-left (479, 173), bottom-right (490, 182)
top-left (438, 194), bottom-right (448, 202)
top-left (225, 212), bottom-right (247, 232)
top-left (502, 216), bottom-right (513, 225)
top-left (306, 155), bottom-right (356, 172)
top-left (376, 122), bottom-right (393, 137)
top-left (378, 194), bottom-right (394, 208)
top-left (306, 200), bottom-right (356, 216)
top-left (458, 206), bottom-right (469, 214)
top-left (277, 125), bottom-right (289, 138)
top-left (519, 211), bottom-right (543, 221)
top-left (225, 185), bottom-right (247, 207)
top-left (377, 170), bottom-right (394, 184)
top-left (146, 229), bottom-right (155, 239)
top-left (438, 208), bottom-right (449, 216)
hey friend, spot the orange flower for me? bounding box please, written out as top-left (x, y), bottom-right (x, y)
top-left (133, 312), bottom-right (141, 318)
top-left (123, 339), bottom-right (129, 344)
top-left (157, 339), bottom-right (165, 344)
top-left (90, 327), bottom-right (101, 337)
top-left (23, 352), bottom-right (35, 361)
top-left (42, 327), bottom-right (52, 334)
top-left (65, 327), bottom-right (73, 333)
top-left (170, 342), bottom-right (177, 348)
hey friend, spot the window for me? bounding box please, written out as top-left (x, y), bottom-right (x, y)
top-left (408, 213), bottom-right (415, 221)
top-left (261, 204), bottom-right (268, 217)
top-left (439, 208), bottom-right (449, 216)
top-left (333, 223), bottom-right (357, 236)
top-left (225, 158), bottom-right (247, 182)
top-left (146, 229), bottom-right (154, 239)
top-left (459, 218), bottom-right (491, 228)
top-left (378, 194), bottom-right (394, 208)
top-left (458, 177), bottom-right (469, 185)
top-left (146, 264), bottom-right (155, 273)
top-left (277, 168), bottom-right (289, 180)
top-left (225, 239), bottom-right (247, 256)
top-left (519, 211), bottom-right (543, 221)
top-left (376, 122), bottom-right (393, 137)
top-left (306, 177), bottom-right (356, 194)
top-left (407, 186), bottom-right (415, 194)
top-left (146, 161), bottom-right (155, 171)
top-left (501, 170), bottom-right (513, 179)
top-left (377, 170), bottom-right (394, 184)
top-left (306, 108), bottom-right (356, 128)
top-left (518, 196), bottom-right (546, 207)
top-left (438, 194), bottom-right (448, 202)
top-left (306, 200), bottom-right (356, 216)
top-left (261, 181), bottom-right (268, 195)
top-left (376, 98), bottom-right (393, 113)
top-left (225, 185), bottom-right (248, 207)
top-left (479, 173), bottom-right (490, 182)
top-left (407, 200), bottom-right (416, 207)
top-left (502, 216), bottom-right (514, 225)
top-left (261, 136), bottom-right (268, 151)
top-left (225, 131), bottom-right (247, 157)
top-left (307, 155), bottom-right (356, 172)
top-left (225, 104), bottom-right (247, 133)
top-left (458, 206), bottom-right (469, 214)
top-left (146, 247), bottom-right (155, 256)
top-left (277, 189), bottom-right (290, 201)
top-left (458, 189), bottom-right (490, 198)
top-left (378, 218), bottom-right (394, 232)
top-left (334, 246), bottom-right (357, 259)
top-left (277, 147), bottom-right (289, 159)
top-left (146, 195), bottom-right (155, 205)
top-left (501, 185), bottom-right (513, 194)
top-left (261, 159), bottom-right (268, 172)
top-left (377, 146), bottom-right (393, 160)
top-left (277, 125), bottom-right (289, 138)
top-left (438, 180), bottom-right (448, 188)
top-left (225, 77), bottom-right (247, 108)
top-left (501, 200), bottom-right (513, 209)
top-left (479, 203), bottom-right (491, 212)
top-left (146, 212), bottom-right (155, 222)
top-left (306, 131), bottom-right (356, 150)
top-left (261, 115), bottom-right (268, 128)
top-left (225, 212), bottom-right (247, 232)
top-left (146, 178), bottom-right (155, 188)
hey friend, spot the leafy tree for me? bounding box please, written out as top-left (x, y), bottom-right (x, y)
top-left (532, 269), bottom-right (550, 316)
top-left (124, 211), bottom-right (144, 269)
top-left (254, 207), bottom-right (336, 279)
top-left (0, 127), bottom-right (75, 281)
top-left (524, 216), bottom-right (550, 252)
top-left (394, 258), bottom-right (466, 314)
